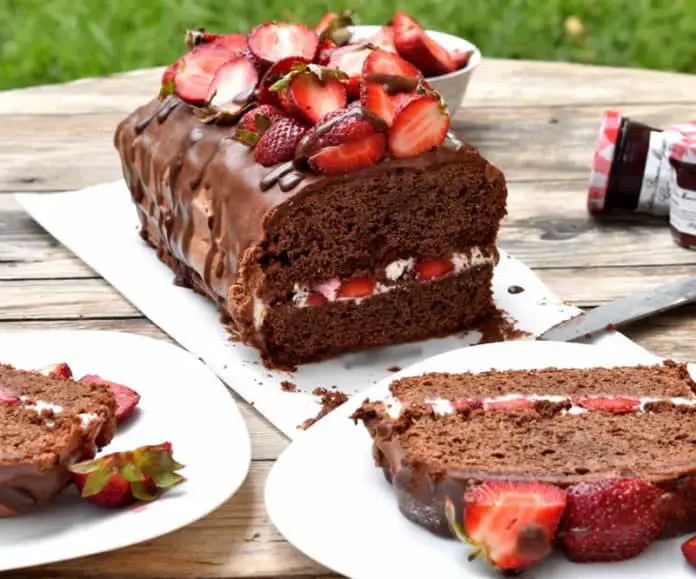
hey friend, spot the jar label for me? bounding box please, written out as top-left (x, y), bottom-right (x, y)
top-left (670, 144), bottom-right (696, 236)
top-left (638, 131), bottom-right (677, 215)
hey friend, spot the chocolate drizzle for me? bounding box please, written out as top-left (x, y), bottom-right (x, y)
top-left (157, 97), bottom-right (181, 123)
top-left (260, 161), bottom-right (297, 192)
top-left (363, 73), bottom-right (421, 95)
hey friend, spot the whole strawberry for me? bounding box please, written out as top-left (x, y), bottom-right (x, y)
top-left (682, 535), bottom-right (696, 567)
top-left (239, 104), bottom-right (285, 133)
top-left (69, 442), bottom-right (185, 508)
top-left (234, 117), bottom-right (308, 166)
top-left (560, 478), bottom-right (666, 562)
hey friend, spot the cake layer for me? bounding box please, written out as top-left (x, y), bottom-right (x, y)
top-left (389, 361), bottom-right (696, 407)
top-left (250, 264), bottom-right (496, 366)
top-left (0, 364), bottom-right (118, 516)
top-left (352, 362), bottom-right (696, 540)
top-left (0, 404), bottom-right (86, 517)
top-left (115, 97), bottom-right (508, 365)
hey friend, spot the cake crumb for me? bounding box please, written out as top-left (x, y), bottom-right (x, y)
top-left (281, 381), bottom-right (297, 392)
top-left (387, 366), bottom-right (401, 373)
top-left (300, 388), bottom-right (349, 430)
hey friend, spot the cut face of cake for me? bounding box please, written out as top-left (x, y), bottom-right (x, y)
top-left (0, 364), bottom-right (117, 516)
top-left (352, 361), bottom-right (696, 567)
top-left (114, 19), bottom-right (507, 367)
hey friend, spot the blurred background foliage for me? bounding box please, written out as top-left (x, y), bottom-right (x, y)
top-left (1, 0), bottom-right (695, 90)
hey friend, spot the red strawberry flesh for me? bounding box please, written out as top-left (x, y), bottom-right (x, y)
top-left (370, 26), bottom-right (397, 52)
top-left (258, 57), bottom-right (311, 107)
top-left (560, 478), bottom-right (666, 562)
top-left (393, 12), bottom-right (456, 77)
top-left (288, 71), bottom-right (347, 124)
top-left (306, 292), bottom-right (329, 306)
top-left (37, 362), bottom-right (73, 379)
top-left (682, 536), bottom-right (696, 567)
top-left (314, 12), bottom-right (338, 36)
top-left (239, 104), bottom-right (285, 133)
top-left (360, 50), bottom-right (422, 126)
top-left (206, 56), bottom-right (259, 113)
top-left (327, 44), bottom-right (374, 97)
top-left (337, 277), bottom-right (376, 299)
top-left (248, 23), bottom-right (319, 67)
top-left (0, 388), bottom-right (19, 405)
top-left (415, 258), bottom-right (453, 280)
top-left (462, 480), bottom-right (567, 570)
top-left (577, 397), bottom-right (640, 413)
top-left (484, 397), bottom-right (535, 411)
top-left (174, 44), bottom-right (238, 105)
top-left (309, 132), bottom-right (386, 175)
top-left (79, 374), bottom-right (141, 424)
top-left (451, 48), bottom-right (473, 70)
top-left (387, 94), bottom-right (449, 158)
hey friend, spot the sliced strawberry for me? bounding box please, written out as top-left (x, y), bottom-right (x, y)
top-left (682, 536), bottom-right (696, 567)
top-left (79, 375), bottom-right (141, 424)
top-left (450, 48), bottom-right (473, 70)
top-left (301, 107), bottom-right (385, 154)
top-left (309, 133), bottom-right (386, 175)
top-left (360, 50), bottom-right (422, 126)
top-left (186, 29), bottom-right (248, 53)
top-left (316, 40), bottom-right (337, 65)
top-left (205, 56), bottom-right (259, 114)
top-left (446, 480), bottom-right (567, 571)
top-left (484, 397), bottom-right (535, 411)
top-left (576, 397), bottom-right (640, 413)
top-left (250, 118), bottom-right (308, 166)
top-left (415, 258), bottom-right (453, 280)
top-left (258, 57), bottom-right (311, 107)
top-left (388, 93), bottom-right (449, 158)
top-left (327, 44), bottom-right (374, 99)
top-left (306, 292), bottom-right (329, 306)
top-left (314, 10), bottom-right (354, 46)
top-left (336, 277), bottom-right (376, 299)
top-left (174, 44), bottom-right (238, 105)
top-left (37, 362), bottom-right (73, 379)
top-left (70, 442), bottom-right (184, 508)
top-left (370, 25), bottom-right (397, 52)
top-left (561, 478), bottom-right (666, 562)
top-left (0, 388), bottom-right (19, 405)
top-left (248, 23), bottom-right (319, 69)
top-left (160, 58), bottom-right (181, 98)
top-left (285, 68), bottom-right (347, 124)
top-left (393, 12), bottom-right (456, 77)
top-left (239, 104), bottom-right (286, 133)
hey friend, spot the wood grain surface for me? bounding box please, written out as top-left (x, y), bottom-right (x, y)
top-left (1, 58), bottom-right (696, 578)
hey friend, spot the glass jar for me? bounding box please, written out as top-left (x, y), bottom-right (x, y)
top-left (587, 111), bottom-right (683, 221)
top-left (669, 137), bottom-right (696, 250)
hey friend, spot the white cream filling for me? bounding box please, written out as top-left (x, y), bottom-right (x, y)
top-left (253, 297), bottom-right (267, 331)
top-left (382, 394), bottom-right (696, 419)
top-left (19, 396), bottom-right (100, 433)
top-left (292, 248), bottom-right (497, 308)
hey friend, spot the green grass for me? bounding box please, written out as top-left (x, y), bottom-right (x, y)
top-left (1, 0), bottom-right (696, 90)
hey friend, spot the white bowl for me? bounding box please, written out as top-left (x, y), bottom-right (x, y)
top-left (349, 25), bottom-right (481, 116)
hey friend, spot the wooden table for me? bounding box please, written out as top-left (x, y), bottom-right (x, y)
top-left (1, 58), bottom-right (696, 578)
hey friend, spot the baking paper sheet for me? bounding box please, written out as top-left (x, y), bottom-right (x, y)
top-left (16, 182), bottom-right (650, 438)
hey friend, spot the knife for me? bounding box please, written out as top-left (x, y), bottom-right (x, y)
top-left (538, 275), bottom-right (696, 342)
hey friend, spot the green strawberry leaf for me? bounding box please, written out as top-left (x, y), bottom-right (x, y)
top-left (120, 462), bottom-right (146, 483)
top-left (68, 458), bottom-right (101, 475)
top-left (233, 128), bottom-right (261, 148)
top-left (150, 470), bottom-right (187, 489)
top-left (130, 481), bottom-right (159, 502)
top-left (254, 114), bottom-right (272, 135)
top-left (80, 468), bottom-right (113, 497)
top-left (444, 497), bottom-right (470, 544)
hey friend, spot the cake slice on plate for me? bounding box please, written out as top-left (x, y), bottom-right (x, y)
top-left (352, 360), bottom-right (696, 570)
top-left (0, 363), bottom-right (117, 516)
top-left (114, 15), bottom-right (507, 367)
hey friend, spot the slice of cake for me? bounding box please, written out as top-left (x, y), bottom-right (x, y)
top-left (0, 364), bottom-right (117, 516)
top-left (352, 361), bottom-right (696, 569)
top-left (114, 16), bottom-right (507, 367)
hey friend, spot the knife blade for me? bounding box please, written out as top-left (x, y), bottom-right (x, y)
top-left (538, 275), bottom-right (696, 342)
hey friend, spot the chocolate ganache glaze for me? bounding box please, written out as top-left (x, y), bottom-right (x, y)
top-left (113, 97), bottom-right (481, 329)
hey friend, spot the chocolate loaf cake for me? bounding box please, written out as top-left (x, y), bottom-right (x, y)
top-left (114, 18), bottom-right (507, 367)
top-left (352, 361), bottom-right (696, 567)
top-left (0, 364), bottom-right (117, 516)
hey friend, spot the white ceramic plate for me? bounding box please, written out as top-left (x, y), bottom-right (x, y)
top-left (266, 340), bottom-right (696, 578)
top-left (0, 330), bottom-right (251, 571)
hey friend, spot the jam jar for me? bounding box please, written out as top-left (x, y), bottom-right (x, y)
top-left (587, 111), bottom-right (684, 221)
top-left (669, 137), bottom-right (696, 250)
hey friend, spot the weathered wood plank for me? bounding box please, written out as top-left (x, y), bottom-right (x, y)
top-left (0, 265), bottom-right (691, 321)
top-left (0, 461), bottom-right (332, 579)
top-left (2, 59), bottom-right (696, 117)
top-left (2, 103), bottom-right (696, 192)
top-left (0, 189), bottom-right (693, 281)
